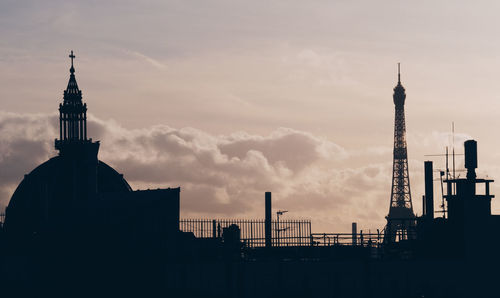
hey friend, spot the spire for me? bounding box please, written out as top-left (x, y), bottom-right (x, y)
top-left (393, 63), bottom-right (406, 106)
top-left (398, 62), bottom-right (401, 84)
top-left (65, 50), bottom-right (80, 97)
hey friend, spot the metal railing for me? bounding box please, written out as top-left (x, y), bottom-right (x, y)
top-left (311, 231), bottom-right (384, 247)
top-left (181, 218), bottom-right (418, 249)
top-left (180, 218), bottom-right (312, 247)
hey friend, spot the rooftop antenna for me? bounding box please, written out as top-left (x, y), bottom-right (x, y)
top-left (424, 143), bottom-right (466, 218)
top-left (452, 122), bottom-right (456, 194)
top-left (445, 147), bottom-right (449, 218)
top-left (446, 146), bottom-right (449, 181)
top-left (440, 170), bottom-right (446, 218)
top-left (276, 210), bottom-right (289, 246)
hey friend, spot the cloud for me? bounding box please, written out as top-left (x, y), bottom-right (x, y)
top-left (124, 50), bottom-right (167, 69)
top-left (0, 111), bottom-right (435, 232)
top-left (0, 111), bottom-right (58, 185)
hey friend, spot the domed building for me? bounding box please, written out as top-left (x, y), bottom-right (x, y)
top-left (3, 52), bottom-right (180, 246)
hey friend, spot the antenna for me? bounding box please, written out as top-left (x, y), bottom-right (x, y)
top-left (446, 146), bottom-right (449, 180)
top-left (424, 143), bottom-right (467, 218)
top-left (445, 146), bottom-right (449, 218)
top-left (440, 170), bottom-right (446, 218)
top-left (398, 63), bottom-right (401, 83)
top-left (452, 122), bottom-right (456, 194)
top-left (277, 210), bottom-right (288, 216)
top-left (276, 210), bottom-right (289, 246)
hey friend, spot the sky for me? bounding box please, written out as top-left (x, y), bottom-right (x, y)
top-left (2, 0), bottom-right (500, 232)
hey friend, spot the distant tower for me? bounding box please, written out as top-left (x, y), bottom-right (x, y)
top-left (386, 64), bottom-right (415, 241)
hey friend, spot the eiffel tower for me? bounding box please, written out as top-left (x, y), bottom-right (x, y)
top-left (386, 64), bottom-right (415, 242)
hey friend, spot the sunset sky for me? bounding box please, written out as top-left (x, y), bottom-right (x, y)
top-left (2, 1), bottom-right (500, 232)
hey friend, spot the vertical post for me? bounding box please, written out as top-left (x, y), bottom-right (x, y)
top-left (212, 220), bottom-right (216, 239)
top-left (425, 161), bottom-right (434, 220)
top-left (265, 192), bottom-right (272, 248)
top-left (298, 221), bottom-right (302, 246)
top-left (289, 220), bottom-right (291, 246)
top-left (352, 222), bottom-right (357, 246)
top-left (307, 221), bottom-right (314, 246)
top-left (295, 220), bottom-right (298, 246)
top-left (293, 220), bottom-right (296, 246)
top-left (250, 220), bottom-right (253, 247)
top-left (276, 212), bottom-right (280, 247)
top-left (264, 219), bottom-right (266, 247)
top-left (245, 220), bottom-right (248, 244)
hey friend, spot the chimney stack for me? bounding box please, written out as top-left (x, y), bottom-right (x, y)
top-left (265, 192), bottom-right (272, 248)
top-left (424, 161), bottom-right (434, 220)
top-left (464, 140), bottom-right (477, 180)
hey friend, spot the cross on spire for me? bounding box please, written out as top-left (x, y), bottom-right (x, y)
top-left (69, 50), bottom-right (75, 66)
top-left (69, 50), bottom-right (76, 74)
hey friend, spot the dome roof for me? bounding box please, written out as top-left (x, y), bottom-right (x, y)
top-left (5, 52), bottom-right (134, 239)
top-left (4, 156), bottom-right (132, 236)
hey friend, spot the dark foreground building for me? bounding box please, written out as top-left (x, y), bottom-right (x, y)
top-left (1, 53), bottom-right (179, 297)
top-left (2, 54), bottom-right (500, 298)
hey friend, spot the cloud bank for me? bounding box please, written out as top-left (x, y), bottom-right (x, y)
top-left (1, 111), bottom-right (475, 232)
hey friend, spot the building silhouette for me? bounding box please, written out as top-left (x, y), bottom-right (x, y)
top-left (3, 54), bottom-right (500, 298)
top-left (386, 64), bottom-right (415, 241)
top-left (2, 53), bottom-right (180, 296)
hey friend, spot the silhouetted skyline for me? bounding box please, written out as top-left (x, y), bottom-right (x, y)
top-left (2, 1), bottom-right (500, 233)
top-left (3, 4), bottom-right (500, 297)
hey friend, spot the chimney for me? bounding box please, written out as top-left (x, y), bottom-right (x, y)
top-left (424, 161), bottom-right (434, 220)
top-left (265, 192), bottom-right (272, 248)
top-left (464, 140), bottom-right (477, 180)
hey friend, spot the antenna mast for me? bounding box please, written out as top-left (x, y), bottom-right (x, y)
top-left (452, 122), bottom-right (456, 194)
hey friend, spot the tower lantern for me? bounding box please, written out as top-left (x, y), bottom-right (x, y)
top-left (55, 50), bottom-right (90, 152)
